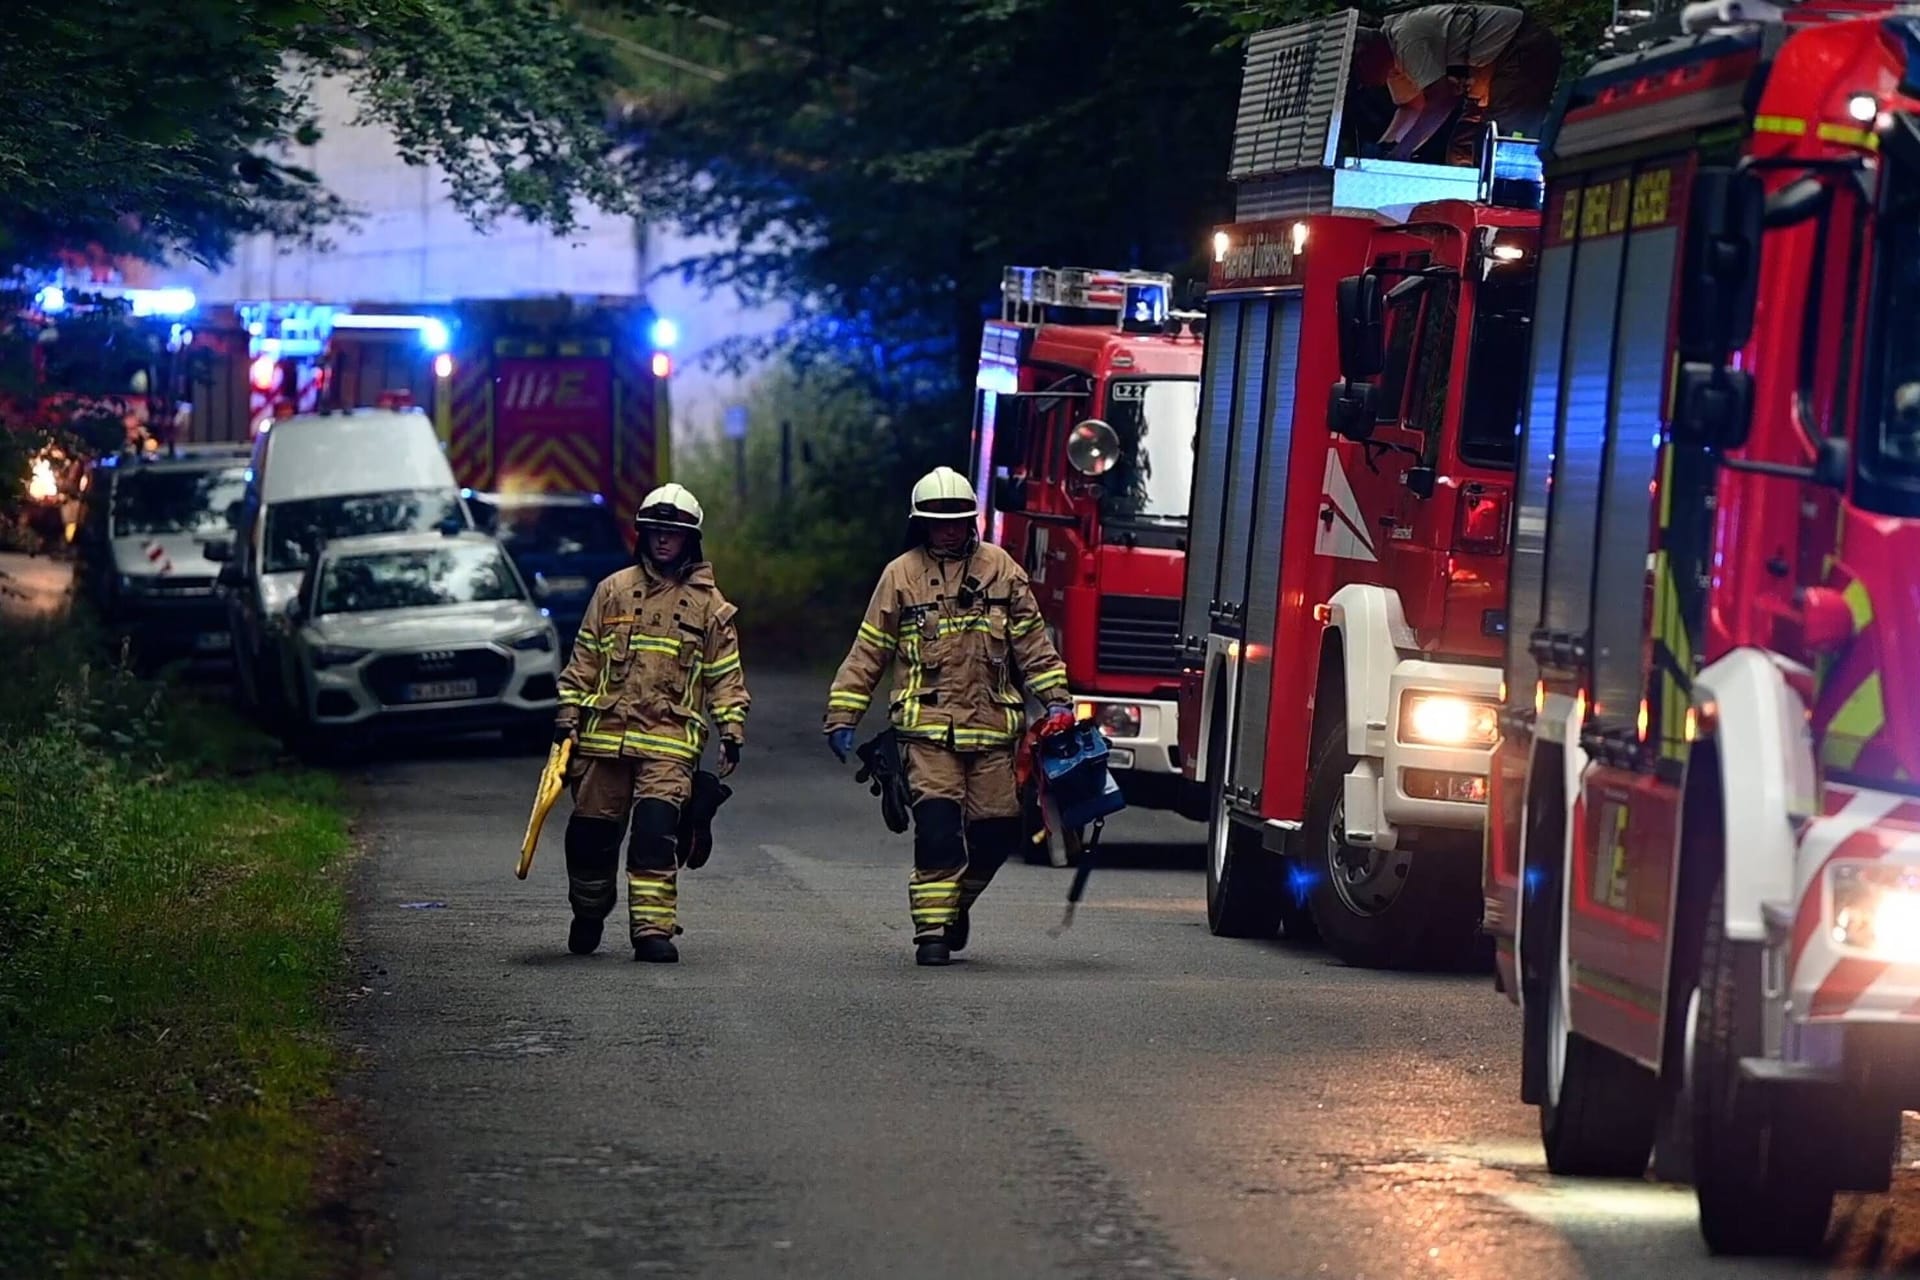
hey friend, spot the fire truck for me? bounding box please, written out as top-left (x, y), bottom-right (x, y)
top-left (1182, 13), bottom-right (1543, 968)
top-left (184, 298), bottom-right (671, 534)
top-left (970, 266), bottom-right (1208, 843)
top-left (1485, 0), bottom-right (1920, 1254)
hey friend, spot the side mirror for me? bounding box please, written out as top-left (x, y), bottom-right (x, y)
top-left (225, 500), bottom-right (244, 529)
top-left (1335, 275), bottom-right (1386, 380)
top-left (1066, 420), bottom-right (1122, 476)
top-left (1327, 380), bottom-right (1380, 443)
top-left (1677, 167), bottom-right (1764, 363)
top-left (1764, 175), bottom-right (1831, 228)
top-left (1404, 465), bottom-right (1438, 500)
top-left (1812, 435), bottom-right (1850, 491)
top-left (1673, 363), bottom-right (1754, 451)
top-left (203, 538), bottom-right (233, 563)
top-left (993, 474), bottom-right (1029, 513)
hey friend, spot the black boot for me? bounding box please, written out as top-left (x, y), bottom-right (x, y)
top-left (916, 939), bottom-right (952, 967)
top-left (944, 909), bottom-right (970, 955)
top-left (634, 935), bottom-right (680, 964)
top-left (567, 915), bottom-right (603, 955)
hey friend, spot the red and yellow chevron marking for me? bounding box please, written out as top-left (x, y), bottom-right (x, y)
top-left (498, 434), bottom-right (604, 495)
top-left (611, 354), bottom-right (659, 525)
top-left (444, 359), bottom-right (492, 489)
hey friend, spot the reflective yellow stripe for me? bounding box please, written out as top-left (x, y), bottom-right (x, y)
top-left (711, 705), bottom-right (747, 723)
top-left (629, 635), bottom-right (682, 655)
top-left (858, 621), bottom-right (896, 649)
top-left (1754, 114), bottom-right (1806, 137)
top-left (622, 729), bottom-right (703, 760)
top-left (1816, 121), bottom-right (1878, 150)
top-left (559, 688), bottom-right (591, 706)
top-left (580, 731), bottom-right (622, 753)
top-left (1010, 616), bottom-right (1044, 638)
top-left (1026, 667), bottom-right (1069, 693)
top-left (828, 691), bottom-right (871, 711)
top-left (1843, 579), bottom-right (1873, 632)
top-left (1821, 673), bottom-right (1885, 772)
top-left (705, 652), bottom-right (742, 679)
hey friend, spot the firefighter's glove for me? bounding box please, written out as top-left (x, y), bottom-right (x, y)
top-left (828, 727), bottom-right (855, 763)
top-left (717, 739), bottom-right (741, 779)
top-left (553, 722), bottom-right (576, 746)
top-left (1041, 705), bottom-right (1076, 735)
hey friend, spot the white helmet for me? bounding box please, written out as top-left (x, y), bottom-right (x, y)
top-left (633, 482), bottom-right (704, 532)
top-left (909, 466), bottom-right (978, 520)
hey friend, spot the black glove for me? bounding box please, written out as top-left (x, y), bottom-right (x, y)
top-left (553, 722), bottom-right (575, 746)
top-left (718, 738), bottom-right (741, 779)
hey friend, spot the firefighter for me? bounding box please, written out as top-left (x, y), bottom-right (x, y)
top-left (553, 482), bottom-right (750, 963)
top-left (823, 466), bottom-right (1071, 966)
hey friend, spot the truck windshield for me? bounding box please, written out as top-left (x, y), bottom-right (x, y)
top-left (112, 466), bottom-right (248, 537)
top-left (316, 544), bottom-right (523, 615)
top-left (1458, 264), bottom-right (1534, 469)
top-left (1100, 379), bottom-right (1197, 523)
top-left (265, 490), bottom-right (467, 574)
top-left (1862, 175), bottom-right (1920, 514)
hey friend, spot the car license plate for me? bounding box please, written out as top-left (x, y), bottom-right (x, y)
top-left (541, 576), bottom-right (590, 596)
top-left (1106, 747), bottom-right (1136, 770)
top-left (194, 631), bottom-right (232, 652)
top-left (404, 679), bottom-right (479, 702)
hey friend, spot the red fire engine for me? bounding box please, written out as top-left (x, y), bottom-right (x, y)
top-left (1486, 0), bottom-right (1920, 1254)
top-left (1181, 12), bottom-right (1543, 967)
top-left (181, 298), bottom-right (671, 535)
top-left (971, 266), bottom-right (1207, 846)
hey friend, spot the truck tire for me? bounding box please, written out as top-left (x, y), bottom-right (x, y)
top-left (1204, 712), bottom-right (1283, 938)
top-left (1302, 735), bottom-right (1479, 968)
top-left (1693, 882), bottom-right (1836, 1256)
top-left (1538, 927), bottom-right (1659, 1176)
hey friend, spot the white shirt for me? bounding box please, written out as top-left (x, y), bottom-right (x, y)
top-left (1381, 4), bottom-right (1526, 105)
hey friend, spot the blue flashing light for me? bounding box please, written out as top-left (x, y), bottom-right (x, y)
top-left (1491, 136), bottom-right (1543, 184)
top-left (130, 287), bottom-right (196, 318)
top-left (460, 487), bottom-right (474, 499)
top-left (35, 286), bottom-right (66, 314)
top-left (99, 453), bottom-right (120, 469)
top-left (244, 468), bottom-right (255, 482)
top-left (421, 318), bottom-right (451, 352)
top-left (590, 492), bottom-right (605, 505)
top-left (539, 606), bottom-right (552, 618)
top-left (1122, 282), bottom-right (1169, 333)
top-left (648, 317), bottom-right (680, 350)
top-left (1523, 864), bottom-right (1547, 898)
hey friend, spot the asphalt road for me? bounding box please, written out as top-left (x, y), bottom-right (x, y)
top-left (346, 671), bottom-right (1920, 1280)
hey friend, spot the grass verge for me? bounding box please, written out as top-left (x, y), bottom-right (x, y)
top-left (0, 618), bottom-right (360, 1278)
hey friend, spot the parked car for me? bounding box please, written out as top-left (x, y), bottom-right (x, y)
top-left (279, 529), bottom-right (559, 750)
top-left (75, 444), bottom-right (254, 668)
top-left (205, 408), bottom-right (472, 722)
top-left (464, 490), bottom-right (630, 647)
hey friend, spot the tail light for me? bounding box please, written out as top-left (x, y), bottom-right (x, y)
top-left (1455, 483), bottom-right (1509, 555)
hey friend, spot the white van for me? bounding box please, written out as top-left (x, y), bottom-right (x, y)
top-left (207, 408), bottom-right (471, 719)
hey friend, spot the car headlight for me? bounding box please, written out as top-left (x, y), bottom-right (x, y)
top-left (311, 644), bottom-right (372, 669)
top-left (1829, 861), bottom-right (1920, 962)
top-left (1398, 693), bottom-right (1500, 748)
top-left (506, 627), bottom-right (555, 652)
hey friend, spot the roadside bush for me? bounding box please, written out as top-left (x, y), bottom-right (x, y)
top-left (0, 619), bottom-right (355, 1279)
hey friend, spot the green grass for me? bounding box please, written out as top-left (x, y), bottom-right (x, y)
top-left (0, 618), bottom-right (360, 1278)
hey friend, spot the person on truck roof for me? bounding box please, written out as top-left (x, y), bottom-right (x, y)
top-left (1352, 3), bottom-right (1561, 164)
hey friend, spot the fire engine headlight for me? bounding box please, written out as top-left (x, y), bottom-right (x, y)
top-left (1077, 702), bottom-right (1142, 740)
top-left (1399, 693), bottom-right (1500, 748)
top-left (1829, 862), bottom-right (1920, 962)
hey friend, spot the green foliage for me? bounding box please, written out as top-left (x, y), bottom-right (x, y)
top-left (676, 359), bottom-right (956, 659)
top-left (0, 617), bottom-right (354, 1277)
top-left (605, 0), bottom-right (1242, 398)
top-left (0, 0), bottom-right (635, 274)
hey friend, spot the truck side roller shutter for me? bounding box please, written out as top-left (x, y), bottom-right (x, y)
top-left (1234, 296), bottom-right (1304, 797)
top-left (1217, 299), bottom-right (1274, 631)
top-left (1506, 189), bottom-right (1578, 706)
top-left (1183, 300), bottom-right (1244, 653)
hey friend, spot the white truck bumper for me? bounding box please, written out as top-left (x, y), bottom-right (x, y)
top-left (1344, 659), bottom-right (1501, 851)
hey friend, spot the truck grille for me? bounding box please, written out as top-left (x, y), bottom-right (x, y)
top-left (364, 648), bottom-right (511, 706)
top-left (1096, 595), bottom-right (1181, 677)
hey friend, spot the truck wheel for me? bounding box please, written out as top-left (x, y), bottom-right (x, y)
top-left (1693, 882), bottom-right (1836, 1256)
top-left (1204, 715), bottom-right (1283, 938)
top-left (1302, 737), bottom-right (1478, 968)
top-left (1537, 919), bottom-right (1659, 1175)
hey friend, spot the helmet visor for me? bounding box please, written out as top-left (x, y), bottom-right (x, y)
top-left (915, 497), bottom-right (976, 518)
top-left (634, 503), bottom-right (699, 529)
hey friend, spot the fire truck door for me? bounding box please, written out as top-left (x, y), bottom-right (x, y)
top-left (1182, 302), bottom-right (1243, 654)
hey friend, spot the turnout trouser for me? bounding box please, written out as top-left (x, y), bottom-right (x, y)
top-left (901, 741), bottom-right (1023, 943)
top-left (563, 756), bottom-right (695, 942)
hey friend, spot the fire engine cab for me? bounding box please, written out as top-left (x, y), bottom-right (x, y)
top-left (1184, 12), bottom-right (1543, 968)
top-left (1487, 0), bottom-right (1920, 1254)
top-left (971, 265), bottom-right (1207, 845)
